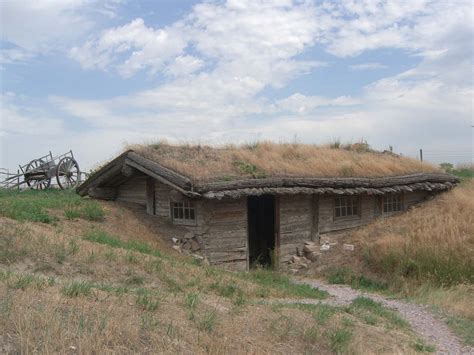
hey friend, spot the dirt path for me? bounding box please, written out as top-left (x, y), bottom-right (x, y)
top-left (285, 279), bottom-right (473, 355)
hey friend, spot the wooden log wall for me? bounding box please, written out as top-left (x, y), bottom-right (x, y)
top-left (198, 199), bottom-right (248, 271)
top-left (146, 178), bottom-right (155, 215)
top-left (116, 174), bottom-right (147, 206)
top-left (318, 195), bottom-right (376, 234)
top-left (154, 180), bottom-right (172, 217)
top-left (278, 195), bottom-right (313, 262)
top-left (404, 191), bottom-right (429, 208)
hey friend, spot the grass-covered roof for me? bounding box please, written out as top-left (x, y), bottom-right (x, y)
top-left (128, 141), bottom-right (439, 184)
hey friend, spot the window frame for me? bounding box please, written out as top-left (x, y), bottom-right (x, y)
top-left (170, 200), bottom-right (197, 226)
top-left (333, 195), bottom-right (361, 220)
top-left (382, 194), bottom-right (404, 214)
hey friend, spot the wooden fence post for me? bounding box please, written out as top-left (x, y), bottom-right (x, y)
top-left (419, 149), bottom-right (423, 162)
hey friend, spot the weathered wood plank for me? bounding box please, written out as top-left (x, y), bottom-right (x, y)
top-left (87, 187), bottom-right (117, 200)
top-left (146, 177), bottom-right (155, 215)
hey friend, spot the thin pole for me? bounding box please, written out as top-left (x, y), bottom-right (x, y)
top-left (419, 149), bottom-right (423, 162)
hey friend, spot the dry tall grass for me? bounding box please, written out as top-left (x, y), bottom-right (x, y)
top-left (129, 141), bottom-right (438, 183)
top-left (361, 181), bottom-right (474, 287)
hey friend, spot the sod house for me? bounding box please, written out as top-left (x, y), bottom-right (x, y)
top-left (77, 143), bottom-right (458, 270)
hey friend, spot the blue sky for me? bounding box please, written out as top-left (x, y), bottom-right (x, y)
top-left (1, 0), bottom-right (472, 171)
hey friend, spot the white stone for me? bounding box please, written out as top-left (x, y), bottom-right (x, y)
top-left (320, 244), bottom-right (330, 251)
top-left (343, 243), bottom-right (355, 251)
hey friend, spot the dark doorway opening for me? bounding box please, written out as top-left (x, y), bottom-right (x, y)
top-left (248, 195), bottom-right (276, 268)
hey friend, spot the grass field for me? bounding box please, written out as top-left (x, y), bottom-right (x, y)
top-left (0, 189), bottom-right (429, 354)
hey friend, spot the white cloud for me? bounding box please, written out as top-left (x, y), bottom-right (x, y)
top-left (349, 62), bottom-right (387, 71)
top-left (0, 93), bottom-right (63, 136)
top-left (0, 92), bottom-right (66, 169)
top-left (0, 0), bottom-right (121, 62)
top-left (277, 93), bottom-right (361, 114)
top-left (321, 0), bottom-right (473, 58)
top-left (70, 0), bottom-right (323, 85)
top-left (0, 48), bottom-right (33, 66)
top-left (70, 18), bottom-right (188, 77)
top-left (64, 0), bottom-right (327, 130)
top-left (165, 55), bottom-right (205, 77)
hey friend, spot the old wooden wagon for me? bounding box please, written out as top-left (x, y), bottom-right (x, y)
top-left (77, 143), bottom-right (458, 270)
top-left (1, 151), bottom-right (81, 190)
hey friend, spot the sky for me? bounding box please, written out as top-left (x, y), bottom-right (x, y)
top-left (0, 0), bottom-right (473, 173)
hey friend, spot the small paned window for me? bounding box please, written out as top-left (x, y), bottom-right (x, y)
top-left (383, 195), bottom-right (403, 213)
top-left (334, 196), bottom-right (360, 218)
top-left (171, 201), bottom-right (196, 221)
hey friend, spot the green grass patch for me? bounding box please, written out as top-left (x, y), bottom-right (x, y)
top-left (364, 246), bottom-right (474, 286)
top-left (326, 267), bottom-right (388, 292)
top-left (80, 203), bottom-right (105, 221)
top-left (446, 315), bottom-right (474, 346)
top-left (279, 303), bottom-right (340, 325)
top-left (94, 282), bottom-right (129, 295)
top-left (232, 160), bottom-right (266, 179)
top-left (313, 304), bottom-right (338, 325)
top-left (349, 297), bottom-right (409, 329)
top-left (328, 326), bottom-right (352, 354)
top-left (3, 272), bottom-right (55, 290)
top-left (241, 269), bottom-right (328, 299)
top-left (61, 280), bottom-right (93, 297)
top-left (196, 311), bottom-right (217, 332)
top-left (412, 340), bottom-right (436, 352)
top-left (210, 281), bottom-right (239, 298)
top-left (184, 292), bottom-right (199, 310)
top-left (0, 189), bottom-right (104, 224)
top-left (83, 230), bottom-right (161, 257)
top-left (10, 274), bottom-right (34, 290)
top-left (440, 164), bottom-right (473, 182)
top-left (136, 289), bottom-right (160, 311)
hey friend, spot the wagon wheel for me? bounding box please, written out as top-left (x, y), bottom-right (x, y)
top-left (25, 159), bottom-right (51, 190)
top-left (56, 157), bottom-right (80, 189)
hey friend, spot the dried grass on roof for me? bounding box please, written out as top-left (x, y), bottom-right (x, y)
top-left (128, 141), bottom-right (439, 183)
